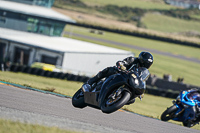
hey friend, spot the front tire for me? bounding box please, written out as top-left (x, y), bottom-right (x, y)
top-left (101, 90), bottom-right (131, 114)
top-left (161, 105), bottom-right (178, 121)
top-left (72, 89), bottom-right (87, 108)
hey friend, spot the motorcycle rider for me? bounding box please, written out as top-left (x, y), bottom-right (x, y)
top-left (82, 51), bottom-right (154, 99)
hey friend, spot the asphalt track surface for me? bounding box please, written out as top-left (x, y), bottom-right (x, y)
top-left (66, 32), bottom-right (200, 64)
top-left (0, 84), bottom-right (199, 133)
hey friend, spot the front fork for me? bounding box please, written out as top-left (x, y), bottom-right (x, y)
top-left (108, 86), bottom-right (124, 99)
top-left (172, 100), bottom-right (185, 117)
top-left (108, 86), bottom-right (132, 102)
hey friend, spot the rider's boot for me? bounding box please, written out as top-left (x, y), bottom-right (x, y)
top-left (81, 67), bottom-right (116, 92)
top-left (81, 75), bottom-right (100, 92)
top-left (81, 83), bottom-right (92, 92)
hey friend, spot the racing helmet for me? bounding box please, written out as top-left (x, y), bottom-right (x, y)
top-left (138, 51), bottom-right (153, 69)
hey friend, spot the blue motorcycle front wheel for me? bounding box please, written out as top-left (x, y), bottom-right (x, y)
top-left (161, 105), bottom-right (178, 121)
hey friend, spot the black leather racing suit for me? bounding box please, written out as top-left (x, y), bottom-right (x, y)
top-left (88, 56), bottom-right (141, 87)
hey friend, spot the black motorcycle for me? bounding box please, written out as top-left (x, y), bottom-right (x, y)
top-left (72, 67), bottom-right (150, 114)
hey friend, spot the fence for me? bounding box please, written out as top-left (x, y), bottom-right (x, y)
top-left (8, 64), bottom-right (90, 82)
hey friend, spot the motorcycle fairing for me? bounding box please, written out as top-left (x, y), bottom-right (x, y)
top-left (173, 103), bottom-right (196, 122)
top-left (180, 91), bottom-right (196, 106)
top-left (128, 72), bottom-right (146, 96)
top-left (84, 92), bottom-right (100, 108)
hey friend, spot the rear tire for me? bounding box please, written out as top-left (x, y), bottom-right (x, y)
top-left (72, 89), bottom-right (87, 108)
top-left (101, 90), bottom-right (130, 114)
top-left (183, 118), bottom-right (200, 128)
top-left (161, 105), bottom-right (178, 121)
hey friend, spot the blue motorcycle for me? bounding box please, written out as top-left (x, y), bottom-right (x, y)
top-left (161, 89), bottom-right (200, 127)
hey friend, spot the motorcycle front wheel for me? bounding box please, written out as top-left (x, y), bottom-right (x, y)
top-left (161, 105), bottom-right (178, 121)
top-left (72, 88), bottom-right (87, 108)
top-left (100, 90), bottom-right (131, 114)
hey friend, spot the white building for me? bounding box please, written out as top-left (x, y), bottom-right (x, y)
top-left (0, 0), bottom-right (75, 36)
top-left (0, 0), bottom-right (134, 76)
top-left (165, 0), bottom-right (200, 9)
top-left (0, 28), bottom-right (133, 76)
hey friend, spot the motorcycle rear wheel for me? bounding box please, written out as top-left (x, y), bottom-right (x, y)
top-left (72, 88), bottom-right (87, 108)
top-left (100, 90), bottom-right (131, 114)
top-left (161, 105), bottom-right (178, 121)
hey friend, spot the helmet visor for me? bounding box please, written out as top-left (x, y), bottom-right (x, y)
top-left (144, 62), bottom-right (152, 69)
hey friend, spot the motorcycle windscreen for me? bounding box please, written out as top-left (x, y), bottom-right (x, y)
top-left (138, 67), bottom-right (150, 82)
top-left (187, 92), bottom-right (200, 101)
top-left (129, 68), bottom-right (149, 95)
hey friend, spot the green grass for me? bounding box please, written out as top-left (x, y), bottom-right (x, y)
top-left (65, 25), bottom-right (200, 59)
top-left (64, 25), bottom-right (200, 87)
top-left (0, 119), bottom-right (77, 133)
top-left (124, 94), bottom-right (173, 119)
top-left (0, 71), bottom-right (82, 96)
top-left (78, 0), bottom-right (176, 10)
top-left (0, 71), bottom-right (200, 130)
top-left (54, 0), bottom-right (176, 10)
top-left (142, 13), bottom-right (200, 33)
top-left (54, 0), bottom-right (200, 44)
top-left (54, 0), bottom-right (200, 45)
top-left (191, 14), bottom-right (200, 20)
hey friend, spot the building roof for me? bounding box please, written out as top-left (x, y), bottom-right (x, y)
top-left (0, 27), bottom-right (132, 55)
top-left (165, 0), bottom-right (200, 8)
top-left (0, 0), bottom-right (76, 23)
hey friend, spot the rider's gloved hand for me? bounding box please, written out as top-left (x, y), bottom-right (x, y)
top-left (116, 61), bottom-right (126, 71)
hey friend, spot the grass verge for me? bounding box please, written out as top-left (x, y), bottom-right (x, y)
top-left (142, 13), bottom-right (200, 33)
top-left (0, 119), bottom-right (78, 133)
top-left (0, 71), bottom-right (82, 96)
top-left (80, 0), bottom-right (175, 10)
